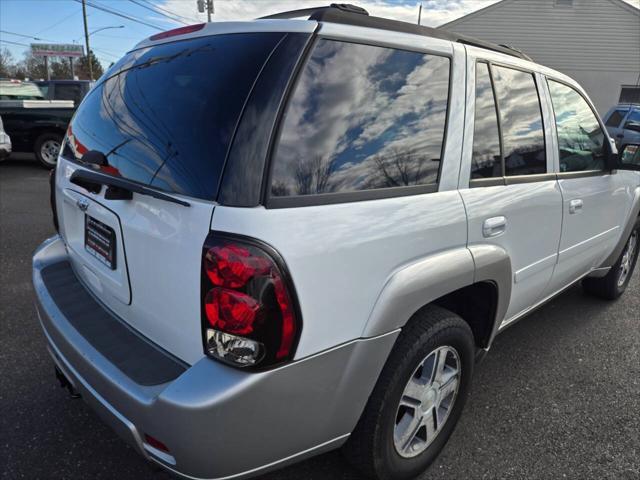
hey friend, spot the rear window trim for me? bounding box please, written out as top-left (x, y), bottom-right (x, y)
top-left (263, 36), bottom-right (453, 209)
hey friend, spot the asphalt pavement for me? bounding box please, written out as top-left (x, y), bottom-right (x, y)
top-left (1, 156), bottom-right (638, 480)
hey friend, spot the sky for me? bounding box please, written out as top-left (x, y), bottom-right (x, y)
top-left (1, 0), bottom-right (639, 69)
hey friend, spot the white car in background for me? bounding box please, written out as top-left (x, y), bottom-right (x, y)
top-left (0, 115), bottom-right (11, 160)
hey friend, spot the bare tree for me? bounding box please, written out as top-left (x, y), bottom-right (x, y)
top-left (370, 148), bottom-right (429, 188)
top-left (295, 155), bottom-right (336, 195)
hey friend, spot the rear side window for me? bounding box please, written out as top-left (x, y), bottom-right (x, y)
top-left (63, 33), bottom-right (286, 201)
top-left (471, 63), bottom-right (502, 178)
top-left (605, 109), bottom-right (628, 128)
top-left (492, 66), bottom-right (546, 176)
top-left (547, 80), bottom-right (605, 172)
top-left (269, 39), bottom-right (450, 199)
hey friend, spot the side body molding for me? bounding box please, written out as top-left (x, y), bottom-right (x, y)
top-left (599, 185), bottom-right (640, 269)
top-left (362, 248), bottom-right (475, 338)
top-left (469, 244), bottom-right (512, 347)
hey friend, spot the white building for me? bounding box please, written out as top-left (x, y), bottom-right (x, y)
top-left (440, 0), bottom-right (640, 114)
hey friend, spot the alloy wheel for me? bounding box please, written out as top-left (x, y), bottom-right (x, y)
top-left (393, 346), bottom-right (461, 458)
top-left (618, 230), bottom-right (638, 288)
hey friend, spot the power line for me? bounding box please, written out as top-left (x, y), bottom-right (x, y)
top-left (0, 39), bottom-right (31, 47)
top-left (127, 0), bottom-right (189, 26)
top-left (138, 0), bottom-right (202, 24)
top-left (36, 10), bottom-right (82, 35)
top-left (1, 30), bottom-right (45, 41)
top-left (71, 0), bottom-right (164, 31)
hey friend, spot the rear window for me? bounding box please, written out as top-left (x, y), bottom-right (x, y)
top-left (63, 33), bottom-right (286, 201)
top-left (0, 81), bottom-right (46, 100)
top-left (269, 39), bottom-right (450, 199)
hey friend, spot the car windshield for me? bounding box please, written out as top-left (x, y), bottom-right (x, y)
top-left (62, 32), bottom-right (285, 201)
top-left (0, 81), bottom-right (46, 100)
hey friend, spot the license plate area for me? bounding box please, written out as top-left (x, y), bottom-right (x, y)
top-left (85, 215), bottom-right (116, 270)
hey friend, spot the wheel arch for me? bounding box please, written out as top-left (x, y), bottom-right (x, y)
top-left (362, 244), bottom-right (512, 350)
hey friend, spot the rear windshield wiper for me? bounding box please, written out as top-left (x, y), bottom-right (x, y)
top-left (70, 168), bottom-right (190, 207)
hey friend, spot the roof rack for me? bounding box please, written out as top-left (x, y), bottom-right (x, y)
top-left (258, 3), bottom-right (532, 62)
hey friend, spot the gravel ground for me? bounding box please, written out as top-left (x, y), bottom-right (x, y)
top-left (1, 156), bottom-right (638, 480)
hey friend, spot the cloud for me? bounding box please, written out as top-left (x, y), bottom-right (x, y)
top-left (158, 0), bottom-right (502, 28)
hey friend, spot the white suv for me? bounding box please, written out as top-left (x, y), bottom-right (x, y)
top-left (32, 5), bottom-right (640, 480)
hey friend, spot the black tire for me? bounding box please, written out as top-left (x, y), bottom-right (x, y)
top-left (343, 305), bottom-right (475, 480)
top-left (34, 132), bottom-right (63, 169)
top-left (583, 219), bottom-right (640, 300)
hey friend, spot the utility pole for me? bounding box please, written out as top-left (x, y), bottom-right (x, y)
top-left (82, 0), bottom-right (93, 81)
top-left (197, 0), bottom-right (214, 22)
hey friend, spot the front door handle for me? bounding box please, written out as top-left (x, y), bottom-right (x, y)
top-left (569, 199), bottom-right (583, 214)
top-left (483, 216), bottom-right (507, 238)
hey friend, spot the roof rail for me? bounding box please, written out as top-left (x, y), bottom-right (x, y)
top-left (259, 3), bottom-right (368, 20)
top-left (257, 3), bottom-right (532, 62)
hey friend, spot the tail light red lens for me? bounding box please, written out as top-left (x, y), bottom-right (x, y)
top-left (201, 233), bottom-right (301, 368)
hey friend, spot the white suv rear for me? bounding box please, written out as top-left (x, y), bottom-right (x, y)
top-left (33, 5), bottom-right (640, 480)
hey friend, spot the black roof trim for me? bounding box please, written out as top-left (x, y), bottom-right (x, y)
top-left (259, 4), bottom-right (532, 61)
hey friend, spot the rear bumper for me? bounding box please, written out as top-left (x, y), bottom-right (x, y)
top-left (33, 235), bottom-right (399, 480)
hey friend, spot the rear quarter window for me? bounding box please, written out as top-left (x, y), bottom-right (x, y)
top-left (63, 32), bottom-right (287, 201)
top-left (269, 39), bottom-right (450, 201)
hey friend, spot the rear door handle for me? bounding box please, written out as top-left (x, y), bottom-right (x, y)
top-left (569, 199), bottom-right (583, 214)
top-left (483, 216), bottom-right (507, 238)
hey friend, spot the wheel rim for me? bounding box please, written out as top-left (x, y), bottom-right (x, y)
top-left (618, 230), bottom-right (638, 288)
top-left (40, 139), bottom-right (61, 165)
top-left (393, 346), bottom-right (461, 458)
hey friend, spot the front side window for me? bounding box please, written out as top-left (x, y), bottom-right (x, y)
top-left (471, 63), bottom-right (502, 179)
top-left (492, 66), bottom-right (546, 176)
top-left (548, 80), bottom-right (605, 172)
top-left (270, 40), bottom-right (450, 198)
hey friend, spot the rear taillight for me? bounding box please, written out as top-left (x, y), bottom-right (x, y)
top-left (201, 233), bottom-right (301, 369)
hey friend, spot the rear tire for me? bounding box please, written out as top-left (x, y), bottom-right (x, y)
top-left (34, 132), bottom-right (62, 169)
top-left (343, 305), bottom-right (475, 480)
top-left (583, 220), bottom-right (640, 300)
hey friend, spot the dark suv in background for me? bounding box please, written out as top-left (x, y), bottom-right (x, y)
top-left (604, 104), bottom-right (640, 149)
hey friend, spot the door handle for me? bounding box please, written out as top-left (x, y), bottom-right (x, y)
top-left (483, 216), bottom-right (507, 238)
top-left (569, 199), bottom-right (583, 214)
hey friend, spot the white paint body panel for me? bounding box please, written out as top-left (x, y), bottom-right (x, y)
top-left (211, 191), bottom-right (468, 359)
top-left (56, 159), bottom-right (215, 365)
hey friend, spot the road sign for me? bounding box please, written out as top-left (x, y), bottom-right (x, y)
top-left (31, 43), bottom-right (85, 58)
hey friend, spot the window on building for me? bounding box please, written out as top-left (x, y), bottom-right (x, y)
top-left (548, 80), bottom-right (605, 172)
top-left (605, 109), bottom-right (629, 128)
top-left (471, 63), bottom-right (502, 179)
top-left (270, 40), bottom-right (450, 198)
top-left (555, 0), bottom-right (574, 6)
top-left (492, 65), bottom-right (546, 176)
top-left (619, 86), bottom-right (640, 105)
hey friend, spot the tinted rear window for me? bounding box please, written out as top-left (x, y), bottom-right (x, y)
top-left (63, 33), bottom-right (285, 200)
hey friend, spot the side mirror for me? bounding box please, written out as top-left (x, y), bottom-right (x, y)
top-left (620, 144), bottom-right (640, 167)
top-left (604, 136), bottom-right (618, 170)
